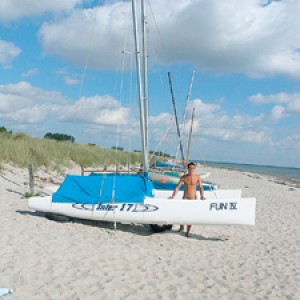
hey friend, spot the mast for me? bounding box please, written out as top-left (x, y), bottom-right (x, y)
top-left (168, 72), bottom-right (185, 163)
top-left (141, 0), bottom-right (149, 152)
top-left (185, 107), bottom-right (195, 166)
top-left (132, 0), bottom-right (149, 175)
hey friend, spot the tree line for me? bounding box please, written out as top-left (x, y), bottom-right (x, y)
top-left (0, 126), bottom-right (12, 134)
top-left (44, 132), bottom-right (75, 143)
top-left (1, 127), bottom-right (75, 143)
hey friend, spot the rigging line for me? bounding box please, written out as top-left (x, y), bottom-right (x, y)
top-left (145, 0), bottom-right (170, 111)
top-left (117, 19), bottom-right (137, 171)
top-left (146, 0), bottom-right (169, 62)
top-left (93, 172), bottom-right (106, 217)
top-left (146, 0), bottom-right (186, 113)
top-left (146, 1), bottom-right (188, 163)
top-left (142, 2), bottom-right (177, 164)
top-left (172, 70), bottom-right (196, 163)
top-left (111, 2), bottom-right (132, 206)
top-left (78, 3), bottom-right (101, 99)
top-left (149, 116), bottom-right (174, 161)
top-left (181, 69), bottom-right (196, 149)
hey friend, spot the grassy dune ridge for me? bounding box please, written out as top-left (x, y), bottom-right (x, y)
top-left (0, 132), bottom-right (144, 171)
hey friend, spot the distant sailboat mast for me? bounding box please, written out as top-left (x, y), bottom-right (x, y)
top-left (168, 71), bottom-right (185, 164)
top-left (185, 107), bottom-right (195, 166)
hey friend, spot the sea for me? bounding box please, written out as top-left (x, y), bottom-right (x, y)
top-left (199, 161), bottom-right (300, 182)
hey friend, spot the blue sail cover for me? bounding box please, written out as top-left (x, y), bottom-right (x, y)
top-left (52, 174), bottom-right (153, 204)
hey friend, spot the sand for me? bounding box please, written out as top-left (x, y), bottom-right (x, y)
top-left (0, 164), bottom-right (299, 300)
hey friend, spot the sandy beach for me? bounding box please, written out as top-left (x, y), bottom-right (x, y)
top-left (0, 164), bottom-right (299, 300)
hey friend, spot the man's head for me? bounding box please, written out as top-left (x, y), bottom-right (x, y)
top-left (187, 162), bottom-right (196, 173)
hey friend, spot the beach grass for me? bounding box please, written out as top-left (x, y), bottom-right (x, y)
top-left (0, 132), bottom-right (145, 170)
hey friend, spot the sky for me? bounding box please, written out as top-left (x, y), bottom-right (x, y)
top-left (0, 0), bottom-right (300, 168)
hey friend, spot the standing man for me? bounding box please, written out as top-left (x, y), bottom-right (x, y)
top-left (169, 162), bottom-right (205, 237)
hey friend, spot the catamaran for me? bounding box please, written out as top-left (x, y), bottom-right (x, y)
top-left (28, 0), bottom-right (256, 232)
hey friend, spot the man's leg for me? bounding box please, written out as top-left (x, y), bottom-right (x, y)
top-left (186, 225), bottom-right (192, 237)
top-left (179, 225), bottom-right (184, 232)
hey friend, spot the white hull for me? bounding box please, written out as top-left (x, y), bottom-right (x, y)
top-left (28, 189), bottom-right (255, 225)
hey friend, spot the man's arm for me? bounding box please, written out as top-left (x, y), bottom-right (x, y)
top-left (169, 176), bottom-right (184, 199)
top-left (198, 175), bottom-right (205, 200)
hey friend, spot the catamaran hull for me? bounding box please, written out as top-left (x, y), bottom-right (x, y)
top-left (28, 190), bottom-right (255, 226)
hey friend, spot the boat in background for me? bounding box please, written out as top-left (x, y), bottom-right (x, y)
top-left (149, 160), bottom-right (212, 188)
top-left (150, 163), bottom-right (210, 179)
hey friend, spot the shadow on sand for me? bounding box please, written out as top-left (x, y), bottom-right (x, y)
top-left (16, 209), bottom-right (152, 236)
top-left (187, 233), bottom-right (227, 242)
top-left (6, 188), bottom-right (24, 196)
top-left (172, 229), bottom-right (227, 241)
top-left (16, 209), bottom-right (46, 218)
top-left (16, 210), bottom-right (229, 241)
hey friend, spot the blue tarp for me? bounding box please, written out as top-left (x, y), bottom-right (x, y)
top-left (155, 161), bottom-right (184, 170)
top-left (52, 173), bottom-right (153, 204)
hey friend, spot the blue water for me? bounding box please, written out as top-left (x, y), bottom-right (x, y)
top-left (199, 161), bottom-right (300, 182)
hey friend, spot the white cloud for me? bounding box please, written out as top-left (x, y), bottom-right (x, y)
top-left (284, 134), bottom-right (300, 150)
top-left (197, 127), bottom-right (268, 144)
top-left (0, 82), bottom-right (66, 123)
top-left (240, 129), bottom-right (268, 143)
top-left (249, 92), bottom-right (300, 105)
top-left (151, 0), bottom-right (300, 78)
top-left (0, 94), bottom-right (31, 113)
top-left (58, 95), bottom-right (131, 125)
top-left (187, 99), bottom-right (220, 115)
top-left (0, 39), bottom-right (21, 66)
top-left (250, 92), bottom-right (300, 121)
top-left (231, 113), bottom-right (265, 129)
top-left (0, 82), bottom-right (133, 126)
top-left (0, 0), bottom-right (82, 21)
top-left (0, 81), bottom-right (65, 104)
top-left (0, 92), bottom-right (49, 123)
top-left (22, 68), bottom-right (39, 78)
top-left (39, 2), bottom-right (131, 70)
top-left (38, 0), bottom-right (300, 78)
top-left (286, 98), bottom-right (300, 114)
top-left (184, 98), bottom-right (269, 143)
top-left (64, 76), bottom-right (80, 85)
top-left (4, 105), bottom-right (48, 123)
top-left (270, 132), bottom-right (300, 151)
top-left (0, 81), bottom-right (295, 158)
top-left (148, 98), bottom-right (270, 146)
top-left (149, 113), bottom-right (172, 126)
top-left (191, 99), bottom-right (264, 129)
